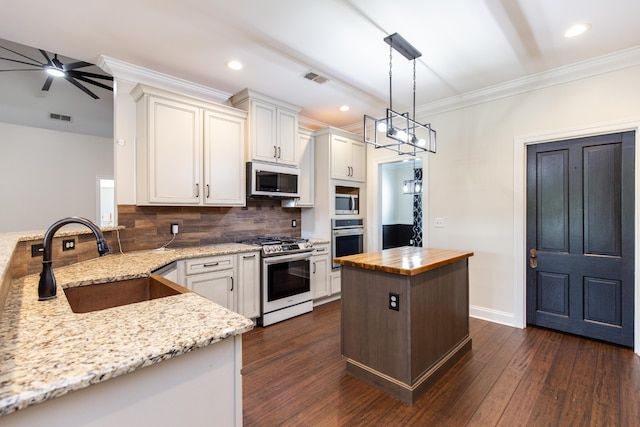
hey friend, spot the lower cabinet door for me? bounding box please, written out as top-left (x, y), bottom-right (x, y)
top-left (185, 269), bottom-right (234, 311)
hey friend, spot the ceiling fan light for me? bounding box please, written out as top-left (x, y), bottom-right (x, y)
top-left (46, 67), bottom-right (65, 77)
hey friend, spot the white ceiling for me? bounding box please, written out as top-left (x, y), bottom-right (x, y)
top-left (1, 0), bottom-right (640, 131)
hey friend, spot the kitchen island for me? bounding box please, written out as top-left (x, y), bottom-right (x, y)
top-left (0, 237), bottom-right (258, 426)
top-left (335, 246), bottom-right (474, 404)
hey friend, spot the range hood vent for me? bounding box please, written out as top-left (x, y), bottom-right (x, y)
top-left (302, 71), bottom-right (329, 84)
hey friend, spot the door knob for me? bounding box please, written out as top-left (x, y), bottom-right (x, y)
top-left (529, 249), bottom-right (538, 268)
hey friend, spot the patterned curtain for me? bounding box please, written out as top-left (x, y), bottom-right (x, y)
top-left (412, 168), bottom-right (423, 246)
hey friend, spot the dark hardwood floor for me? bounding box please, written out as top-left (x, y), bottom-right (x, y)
top-left (242, 301), bottom-right (640, 426)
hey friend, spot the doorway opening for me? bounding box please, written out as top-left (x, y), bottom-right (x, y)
top-left (380, 159), bottom-right (423, 249)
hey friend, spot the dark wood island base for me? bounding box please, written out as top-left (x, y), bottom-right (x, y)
top-left (336, 247), bottom-right (474, 405)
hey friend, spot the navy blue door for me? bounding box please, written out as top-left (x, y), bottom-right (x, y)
top-left (526, 132), bottom-right (635, 347)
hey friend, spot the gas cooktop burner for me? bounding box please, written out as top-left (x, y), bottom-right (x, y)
top-left (239, 236), bottom-right (314, 256)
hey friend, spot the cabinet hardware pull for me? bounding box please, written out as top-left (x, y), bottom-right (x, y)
top-left (203, 262), bottom-right (219, 267)
top-left (278, 146), bottom-right (281, 159)
top-left (313, 262), bottom-right (316, 274)
top-left (230, 277), bottom-right (234, 291)
top-left (274, 146), bottom-right (277, 158)
top-left (243, 254), bottom-right (256, 259)
top-left (206, 184), bottom-right (210, 198)
top-left (316, 248), bottom-right (326, 252)
top-left (195, 183), bottom-right (199, 197)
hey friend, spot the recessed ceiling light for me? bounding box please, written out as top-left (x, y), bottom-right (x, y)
top-left (339, 105), bottom-right (350, 112)
top-left (227, 60), bottom-right (243, 70)
top-left (564, 23), bottom-right (591, 38)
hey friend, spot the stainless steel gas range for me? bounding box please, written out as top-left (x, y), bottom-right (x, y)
top-left (239, 236), bottom-right (314, 326)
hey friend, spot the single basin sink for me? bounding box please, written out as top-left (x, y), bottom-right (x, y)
top-left (64, 274), bottom-right (190, 313)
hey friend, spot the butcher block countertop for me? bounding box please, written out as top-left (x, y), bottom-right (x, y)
top-left (0, 242), bottom-right (258, 417)
top-left (334, 247), bottom-right (474, 276)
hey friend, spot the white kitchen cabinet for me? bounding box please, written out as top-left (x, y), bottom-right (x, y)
top-left (330, 270), bottom-right (342, 295)
top-left (177, 253), bottom-right (260, 319)
top-left (231, 89), bottom-right (301, 167)
top-left (237, 251), bottom-right (260, 319)
top-left (311, 244), bottom-right (331, 301)
top-left (282, 127), bottom-right (314, 208)
top-left (132, 84), bottom-right (247, 206)
top-left (203, 109), bottom-right (246, 206)
top-left (330, 134), bottom-right (366, 182)
top-left (180, 255), bottom-right (236, 311)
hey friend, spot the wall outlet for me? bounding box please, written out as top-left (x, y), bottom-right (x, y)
top-left (62, 239), bottom-right (75, 251)
top-left (31, 243), bottom-right (44, 257)
top-left (292, 219), bottom-right (297, 228)
top-left (170, 223), bottom-right (179, 235)
top-left (389, 292), bottom-right (400, 311)
top-left (435, 217), bottom-right (445, 228)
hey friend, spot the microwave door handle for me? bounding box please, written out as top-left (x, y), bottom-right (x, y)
top-left (349, 196), bottom-right (353, 211)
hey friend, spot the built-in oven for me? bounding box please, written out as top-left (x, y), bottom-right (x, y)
top-left (332, 218), bottom-right (364, 269)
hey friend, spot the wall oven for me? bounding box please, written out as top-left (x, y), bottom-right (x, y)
top-left (332, 218), bottom-right (364, 269)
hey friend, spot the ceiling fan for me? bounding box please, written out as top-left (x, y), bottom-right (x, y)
top-left (0, 44), bottom-right (113, 99)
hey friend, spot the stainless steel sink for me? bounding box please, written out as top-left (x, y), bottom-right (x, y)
top-left (64, 274), bottom-right (190, 313)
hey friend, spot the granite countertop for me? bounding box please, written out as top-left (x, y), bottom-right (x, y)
top-left (334, 247), bottom-right (474, 276)
top-left (0, 243), bottom-right (260, 417)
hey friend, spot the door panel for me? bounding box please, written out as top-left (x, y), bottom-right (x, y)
top-left (526, 131), bottom-right (635, 347)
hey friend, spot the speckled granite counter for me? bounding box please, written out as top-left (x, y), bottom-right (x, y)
top-left (0, 243), bottom-right (258, 417)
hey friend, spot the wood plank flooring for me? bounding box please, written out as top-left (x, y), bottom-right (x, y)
top-left (242, 301), bottom-right (640, 426)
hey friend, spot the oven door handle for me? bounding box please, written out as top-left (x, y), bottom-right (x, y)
top-left (263, 253), bottom-right (312, 265)
top-left (333, 229), bottom-right (364, 236)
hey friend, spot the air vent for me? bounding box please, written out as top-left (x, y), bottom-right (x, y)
top-left (49, 113), bottom-right (72, 122)
top-left (303, 71), bottom-right (329, 84)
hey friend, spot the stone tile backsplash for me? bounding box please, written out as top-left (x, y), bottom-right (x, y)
top-left (10, 201), bottom-right (301, 278)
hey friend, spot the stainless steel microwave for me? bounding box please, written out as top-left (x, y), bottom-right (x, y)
top-left (247, 162), bottom-right (300, 199)
top-left (335, 194), bottom-right (359, 215)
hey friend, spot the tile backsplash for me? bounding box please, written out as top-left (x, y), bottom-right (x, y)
top-left (10, 201), bottom-right (301, 278)
top-left (116, 202), bottom-right (301, 252)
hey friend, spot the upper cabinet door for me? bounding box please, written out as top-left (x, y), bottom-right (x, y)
top-left (276, 109), bottom-right (298, 166)
top-left (144, 96), bottom-right (202, 204)
top-left (203, 109), bottom-right (246, 206)
top-left (251, 102), bottom-right (278, 163)
top-left (231, 89), bottom-right (301, 167)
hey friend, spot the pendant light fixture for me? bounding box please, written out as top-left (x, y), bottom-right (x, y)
top-left (364, 33), bottom-right (436, 156)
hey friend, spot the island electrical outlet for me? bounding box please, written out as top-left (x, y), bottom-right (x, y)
top-left (389, 292), bottom-right (400, 311)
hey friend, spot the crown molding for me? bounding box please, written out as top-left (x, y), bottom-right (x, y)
top-left (416, 45), bottom-right (640, 117)
top-left (97, 55), bottom-right (232, 104)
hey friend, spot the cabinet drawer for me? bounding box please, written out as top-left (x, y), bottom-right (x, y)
top-left (183, 255), bottom-right (235, 275)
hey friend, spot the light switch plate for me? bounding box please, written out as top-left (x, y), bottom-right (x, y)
top-left (435, 217), bottom-right (445, 228)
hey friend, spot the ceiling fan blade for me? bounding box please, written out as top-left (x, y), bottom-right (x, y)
top-left (0, 45), bottom-right (44, 65)
top-left (70, 73), bottom-right (113, 91)
top-left (39, 49), bottom-right (54, 66)
top-left (42, 76), bottom-right (54, 91)
top-left (64, 75), bottom-right (99, 99)
top-left (0, 68), bottom-right (44, 72)
top-left (67, 69), bottom-right (113, 80)
top-left (63, 61), bottom-right (92, 71)
top-left (0, 56), bottom-right (42, 68)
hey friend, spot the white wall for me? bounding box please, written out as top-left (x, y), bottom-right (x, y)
top-left (0, 122), bottom-right (113, 232)
top-left (380, 161), bottom-right (414, 225)
top-left (365, 64), bottom-right (640, 330)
